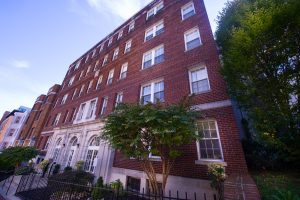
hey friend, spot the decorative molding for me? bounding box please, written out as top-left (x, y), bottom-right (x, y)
top-left (192, 100), bottom-right (232, 111)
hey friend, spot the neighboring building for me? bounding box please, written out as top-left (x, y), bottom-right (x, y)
top-left (0, 106), bottom-right (31, 150)
top-left (15, 84), bottom-right (60, 162)
top-left (41, 0), bottom-right (254, 197)
top-left (0, 111), bottom-right (10, 125)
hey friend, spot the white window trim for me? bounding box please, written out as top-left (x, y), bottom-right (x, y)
top-left (96, 75), bottom-right (103, 90)
top-left (107, 69), bottom-right (114, 85)
top-left (92, 49), bottom-right (96, 58)
top-left (113, 48), bottom-right (119, 60)
top-left (54, 113), bottom-right (61, 126)
top-left (119, 63), bottom-right (128, 79)
top-left (195, 120), bottom-right (225, 163)
top-left (117, 30), bottom-right (123, 40)
top-left (103, 55), bottom-right (108, 66)
top-left (142, 44), bottom-right (164, 69)
top-left (124, 40), bottom-right (132, 54)
top-left (61, 94), bottom-right (68, 104)
top-left (140, 78), bottom-right (164, 104)
top-left (128, 21), bottom-right (135, 32)
top-left (188, 66), bottom-right (211, 94)
top-left (115, 92), bottom-right (123, 107)
top-left (144, 20), bottom-right (164, 42)
top-left (108, 37), bottom-right (113, 46)
top-left (146, 1), bottom-right (164, 19)
top-left (181, 1), bottom-right (196, 21)
top-left (86, 99), bottom-right (98, 119)
top-left (184, 27), bottom-right (202, 51)
top-left (100, 97), bottom-right (108, 115)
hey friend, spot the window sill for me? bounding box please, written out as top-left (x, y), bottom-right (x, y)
top-left (184, 43), bottom-right (203, 52)
top-left (188, 90), bottom-right (211, 96)
top-left (195, 160), bottom-right (227, 166)
top-left (149, 157), bottom-right (161, 162)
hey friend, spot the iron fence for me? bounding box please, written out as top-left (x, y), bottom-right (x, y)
top-left (15, 174), bottom-right (216, 200)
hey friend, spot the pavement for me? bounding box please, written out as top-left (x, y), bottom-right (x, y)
top-left (0, 194), bottom-right (6, 200)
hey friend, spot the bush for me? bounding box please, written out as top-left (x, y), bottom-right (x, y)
top-left (49, 170), bottom-right (94, 186)
top-left (64, 166), bottom-right (72, 172)
top-left (52, 164), bottom-right (60, 175)
top-left (92, 177), bottom-right (104, 200)
top-left (15, 166), bottom-right (34, 175)
top-left (75, 160), bottom-right (84, 171)
top-left (207, 164), bottom-right (227, 200)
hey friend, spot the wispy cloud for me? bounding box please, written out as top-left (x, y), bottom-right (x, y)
top-left (11, 59), bottom-right (30, 69)
top-left (86, 0), bottom-right (152, 20)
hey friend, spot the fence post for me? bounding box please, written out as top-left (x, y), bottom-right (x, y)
top-left (6, 176), bottom-right (14, 195)
top-left (15, 175), bottom-right (24, 193)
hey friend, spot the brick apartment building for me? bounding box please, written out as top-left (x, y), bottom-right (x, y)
top-left (15, 84), bottom-right (60, 160)
top-left (37, 0), bottom-right (253, 198)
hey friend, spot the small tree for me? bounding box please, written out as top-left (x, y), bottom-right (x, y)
top-left (208, 164), bottom-right (227, 200)
top-left (102, 99), bottom-right (200, 193)
top-left (0, 147), bottom-right (38, 169)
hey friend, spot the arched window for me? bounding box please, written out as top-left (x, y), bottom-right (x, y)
top-left (53, 138), bottom-right (62, 162)
top-left (84, 136), bottom-right (100, 173)
top-left (66, 137), bottom-right (78, 167)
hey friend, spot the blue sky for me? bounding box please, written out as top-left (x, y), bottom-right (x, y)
top-left (0, 0), bottom-right (229, 115)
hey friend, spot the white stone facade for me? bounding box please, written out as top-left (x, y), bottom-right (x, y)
top-left (44, 120), bottom-right (114, 183)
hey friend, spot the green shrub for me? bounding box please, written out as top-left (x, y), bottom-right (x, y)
top-left (52, 164), bottom-right (60, 175)
top-left (64, 166), bottom-right (72, 172)
top-left (49, 170), bottom-right (94, 186)
top-left (75, 160), bottom-right (84, 171)
top-left (92, 177), bottom-right (104, 200)
top-left (272, 190), bottom-right (300, 200)
top-left (15, 166), bottom-right (34, 175)
top-left (110, 179), bottom-right (123, 191)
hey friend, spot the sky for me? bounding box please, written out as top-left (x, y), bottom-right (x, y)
top-left (0, 0), bottom-right (229, 116)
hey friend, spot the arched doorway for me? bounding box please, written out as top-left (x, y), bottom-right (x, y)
top-left (66, 137), bottom-right (78, 167)
top-left (84, 136), bottom-right (100, 173)
top-left (53, 138), bottom-right (62, 162)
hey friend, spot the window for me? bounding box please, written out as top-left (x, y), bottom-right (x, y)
top-left (100, 97), bottom-right (108, 115)
top-left (108, 37), bottom-right (113, 46)
top-left (84, 136), bottom-right (100, 173)
top-left (189, 67), bottom-right (210, 94)
top-left (145, 20), bottom-right (164, 41)
top-left (181, 2), bottom-right (196, 20)
top-left (87, 80), bottom-right (93, 93)
top-left (113, 48), bottom-right (119, 60)
top-left (115, 92), bottom-right (123, 107)
top-left (120, 63), bottom-right (128, 79)
top-left (98, 44), bottom-right (104, 53)
top-left (61, 94), bottom-right (68, 104)
top-left (128, 21), bottom-right (135, 32)
top-left (184, 27), bottom-right (201, 51)
top-left (94, 61), bottom-right (99, 71)
top-left (85, 54), bottom-right (89, 63)
top-left (79, 85), bottom-right (85, 97)
top-left (68, 76), bottom-right (75, 86)
top-left (62, 110), bottom-right (69, 123)
top-left (79, 71), bottom-right (84, 80)
top-left (103, 54), bottom-right (108, 66)
top-left (117, 30), bottom-right (123, 40)
top-left (53, 113), bottom-right (61, 126)
top-left (53, 138), bottom-right (62, 161)
top-left (72, 88), bottom-right (78, 100)
top-left (86, 65), bottom-right (91, 76)
top-left (70, 107), bottom-right (77, 122)
top-left (196, 120), bottom-right (223, 160)
top-left (147, 1), bottom-right (164, 19)
top-left (107, 69), bottom-right (114, 85)
top-left (142, 45), bottom-right (164, 69)
top-left (124, 40), bottom-right (132, 53)
top-left (96, 75), bottom-right (103, 90)
top-left (8, 129), bottom-right (15, 136)
top-left (77, 103), bottom-right (86, 120)
top-left (86, 100), bottom-right (97, 119)
top-left (127, 177), bottom-right (141, 192)
top-left (66, 137), bottom-right (78, 167)
top-left (141, 80), bottom-right (164, 105)
top-left (15, 116), bottom-right (21, 124)
top-left (92, 49), bottom-right (96, 58)
top-left (74, 60), bottom-right (81, 69)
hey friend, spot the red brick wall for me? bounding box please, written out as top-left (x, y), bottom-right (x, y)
top-left (41, 0), bottom-right (248, 179)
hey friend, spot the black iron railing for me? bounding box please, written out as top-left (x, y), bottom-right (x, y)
top-left (15, 174), bottom-right (215, 200)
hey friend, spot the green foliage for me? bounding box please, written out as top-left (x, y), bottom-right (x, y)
top-left (272, 190), bottom-right (300, 200)
top-left (49, 170), bottom-right (94, 186)
top-left (216, 0), bottom-right (300, 169)
top-left (92, 177), bottom-right (104, 200)
top-left (102, 101), bottom-right (200, 160)
top-left (207, 164), bottom-right (227, 200)
top-left (0, 157), bottom-right (14, 171)
top-left (52, 164), bottom-right (60, 175)
top-left (110, 179), bottom-right (123, 190)
top-left (0, 147), bottom-right (38, 168)
top-left (75, 160), bottom-right (84, 171)
top-left (15, 166), bottom-right (35, 175)
top-left (64, 166), bottom-right (72, 172)
top-left (39, 160), bottom-right (49, 170)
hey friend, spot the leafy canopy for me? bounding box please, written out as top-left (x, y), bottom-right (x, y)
top-left (102, 101), bottom-right (200, 160)
top-left (0, 146), bottom-right (38, 167)
top-left (216, 0), bottom-right (300, 167)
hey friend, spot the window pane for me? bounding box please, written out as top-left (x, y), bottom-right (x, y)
top-left (154, 81), bottom-right (164, 92)
top-left (192, 79), bottom-right (209, 93)
top-left (142, 95), bottom-right (151, 105)
top-left (154, 92), bottom-right (164, 103)
top-left (183, 4), bottom-right (195, 20)
top-left (187, 38), bottom-right (201, 50)
top-left (143, 85), bottom-right (151, 96)
top-left (154, 47), bottom-right (164, 64)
